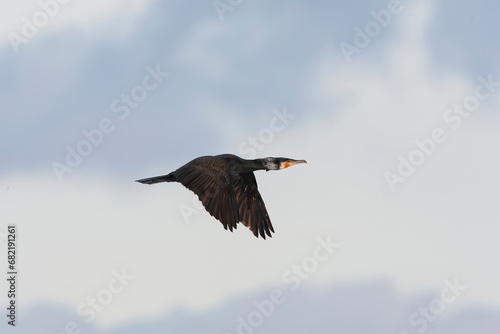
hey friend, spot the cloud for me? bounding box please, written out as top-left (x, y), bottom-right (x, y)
top-left (10, 279), bottom-right (500, 333)
top-left (2, 0), bottom-right (500, 328)
top-left (0, 0), bottom-right (152, 44)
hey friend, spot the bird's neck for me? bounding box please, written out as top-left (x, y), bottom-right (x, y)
top-left (242, 159), bottom-right (268, 172)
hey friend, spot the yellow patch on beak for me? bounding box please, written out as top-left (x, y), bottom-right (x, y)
top-left (280, 159), bottom-right (306, 169)
top-left (279, 161), bottom-right (291, 169)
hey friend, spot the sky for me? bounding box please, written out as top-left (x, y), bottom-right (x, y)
top-left (1, 0), bottom-right (500, 333)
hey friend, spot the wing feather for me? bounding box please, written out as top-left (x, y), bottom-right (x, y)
top-left (171, 156), bottom-right (275, 239)
top-left (173, 156), bottom-right (239, 231)
top-left (233, 172), bottom-right (274, 239)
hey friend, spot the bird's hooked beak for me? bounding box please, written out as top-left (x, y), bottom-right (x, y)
top-left (280, 159), bottom-right (307, 169)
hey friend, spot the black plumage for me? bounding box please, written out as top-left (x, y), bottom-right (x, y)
top-left (136, 154), bottom-right (306, 239)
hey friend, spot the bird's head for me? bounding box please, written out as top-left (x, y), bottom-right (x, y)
top-left (262, 157), bottom-right (307, 171)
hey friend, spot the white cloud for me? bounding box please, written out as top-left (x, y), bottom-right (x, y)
top-left (0, 0), bottom-right (153, 48)
top-left (292, 0), bottom-right (500, 305)
top-left (2, 0), bottom-right (500, 327)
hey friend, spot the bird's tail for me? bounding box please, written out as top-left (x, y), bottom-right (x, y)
top-left (136, 172), bottom-right (175, 184)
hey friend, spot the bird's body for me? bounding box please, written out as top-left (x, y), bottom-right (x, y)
top-left (136, 154), bottom-right (306, 239)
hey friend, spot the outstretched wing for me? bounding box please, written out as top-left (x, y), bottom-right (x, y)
top-left (233, 172), bottom-right (274, 239)
top-left (173, 156), bottom-right (239, 232)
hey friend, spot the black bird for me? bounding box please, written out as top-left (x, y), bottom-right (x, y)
top-left (136, 154), bottom-right (306, 239)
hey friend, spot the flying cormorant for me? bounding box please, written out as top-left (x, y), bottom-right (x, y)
top-left (136, 154), bottom-right (306, 239)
